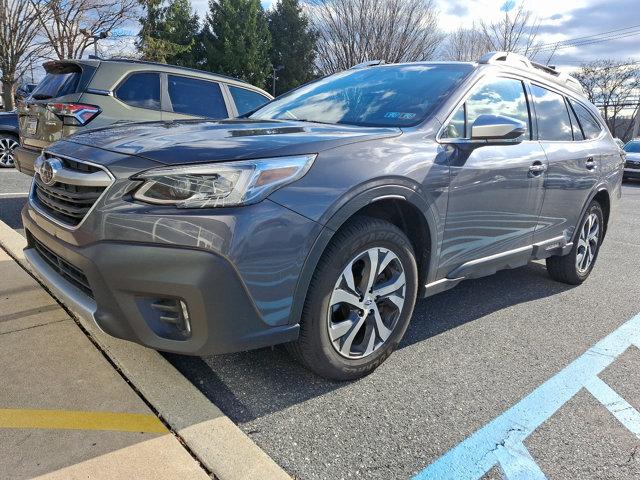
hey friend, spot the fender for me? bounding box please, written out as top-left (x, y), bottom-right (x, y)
top-left (0, 125), bottom-right (19, 136)
top-left (576, 183), bottom-right (611, 241)
top-left (286, 183), bottom-right (442, 326)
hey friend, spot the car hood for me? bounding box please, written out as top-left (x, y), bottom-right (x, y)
top-left (65, 118), bottom-right (401, 164)
top-left (625, 152), bottom-right (640, 161)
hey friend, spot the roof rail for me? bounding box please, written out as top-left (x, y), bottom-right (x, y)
top-left (105, 57), bottom-right (250, 85)
top-left (478, 51), bottom-right (585, 95)
top-left (350, 60), bottom-right (385, 69)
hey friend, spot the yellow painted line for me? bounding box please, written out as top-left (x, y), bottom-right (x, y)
top-left (0, 408), bottom-right (168, 433)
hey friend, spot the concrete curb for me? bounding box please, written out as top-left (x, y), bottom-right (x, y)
top-left (0, 220), bottom-right (290, 480)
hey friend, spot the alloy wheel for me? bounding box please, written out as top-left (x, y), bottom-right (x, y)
top-left (0, 137), bottom-right (19, 167)
top-left (576, 213), bottom-right (599, 274)
top-left (327, 247), bottom-right (406, 359)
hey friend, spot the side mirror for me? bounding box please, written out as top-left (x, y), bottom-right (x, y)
top-left (471, 114), bottom-right (526, 141)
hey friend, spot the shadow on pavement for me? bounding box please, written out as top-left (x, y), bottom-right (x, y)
top-left (166, 261), bottom-right (575, 425)
top-left (0, 196), bottom-right (26, 229)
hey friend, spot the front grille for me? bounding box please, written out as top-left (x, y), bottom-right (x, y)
top-left (626, 160), bottom-right (640, 169)
top-left (32, 156), bottom-right (108, 227)
top-left (29, 233), bottom-right (94, 299)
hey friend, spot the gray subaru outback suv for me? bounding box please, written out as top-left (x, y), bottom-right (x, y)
top-left (22, 52), bottom-right (623, 380)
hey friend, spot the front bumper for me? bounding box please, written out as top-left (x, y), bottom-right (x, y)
top-left (623, 167), bottom-right (640, 179)
top-left (14, 145), bottom-right (39, 176)
top-left (22, 209), bottom-right (300, 356)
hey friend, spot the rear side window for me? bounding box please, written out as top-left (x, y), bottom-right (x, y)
top-left (530, 85), bottom-right (573, 141)
top-left (168, 75), bottom-right (227, 118)
top-left (229, 86), bottom-right (270, 115)
top-left (116, 73), bottom-right (161, 109)
top-left (569, 100), bottom-right (603, 139)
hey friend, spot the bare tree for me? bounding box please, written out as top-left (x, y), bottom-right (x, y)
top-left (0, 0), bottom-right (46, 110)
top-left (31, 0), bottom-right (138, 60)
top-left (574, 60), bottom-right (640, 141)
top-left (308, 0), bottom-right (443, 75)
top-left (442, 25), bottom-right (492, 62)
top-left (480, 3), bottom-right (540, 57)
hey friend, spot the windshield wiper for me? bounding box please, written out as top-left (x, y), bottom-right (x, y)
top-left (31, 94), bottom-right (53, 100)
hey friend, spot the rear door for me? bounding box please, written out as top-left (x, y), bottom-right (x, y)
top-left (532, 85), bottom-right (602, 244)
top-left (18, 62), bottom-right (95, 150)
top-left (438, 76), bottom-right (548, 278)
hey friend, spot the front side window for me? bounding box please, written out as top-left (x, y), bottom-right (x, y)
top-left (530, 85), bottom-right (573, 141)
top-left (167, 75), bottom-right (228, 118)
top-left (570, 100), bottom-right (603, 140)
top-left (116, 72), bottom-right (161, 109)
top-left (229, 85), bottom-right (270, 115)
top-left (443, 77), bottom-right (530, 139)
top-left (250, 64), bottom-right (474, 127)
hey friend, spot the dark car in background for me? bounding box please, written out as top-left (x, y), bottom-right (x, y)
top-left (623, 139), bottom-right (640, 180)
top-left (15, 58), bottom-right (272, 176)
top-left (22, 52), bottom-right (622, 380)
top-left (0, 111), bottom-right (19, 167)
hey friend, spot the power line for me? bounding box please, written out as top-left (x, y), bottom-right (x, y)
top-left (535, 29), bottom-right (640, 53)
top-left (534, 23), bottom-right (640, 49)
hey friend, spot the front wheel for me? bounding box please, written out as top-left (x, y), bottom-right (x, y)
top-left (546, 200), bottom-right (604, 285)
top-left (288, 216), bottom-right (418, 381)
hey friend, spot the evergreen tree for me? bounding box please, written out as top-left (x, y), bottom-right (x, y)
top-left (137, 0), bottom-right (199, 66)
top-left (203, 0), bottom-right (272, 88)
top-left (267, 0), bottom-right (316, 95)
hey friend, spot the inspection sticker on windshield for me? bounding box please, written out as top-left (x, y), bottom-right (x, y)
top-left (384, 112), bottom-right (416, 120)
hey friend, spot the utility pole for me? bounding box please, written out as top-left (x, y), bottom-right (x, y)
top-left (633, 103), bottom-right (640, 139)
top-left (272, 65), bottom-right (284, 97)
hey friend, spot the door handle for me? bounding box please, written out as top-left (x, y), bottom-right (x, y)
top-left (585, 157), bottom-right (597, 170)
top-left (529, 162), bottom-right (547, 175)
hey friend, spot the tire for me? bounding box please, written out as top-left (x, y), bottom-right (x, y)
top-left (0, 133), bottom-right (19, 168)
top-left (546, 200), bottom-right (604, 285)
top-left (288, 216), bottom-right (418, 381)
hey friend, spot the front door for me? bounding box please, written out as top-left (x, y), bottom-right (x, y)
top-left (437, 76), bottom-right (547, 279)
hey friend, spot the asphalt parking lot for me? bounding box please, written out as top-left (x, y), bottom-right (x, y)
top-left (2, 167), bottom-right (640, 479)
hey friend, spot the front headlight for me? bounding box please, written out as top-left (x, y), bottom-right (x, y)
top-left (132, 154), bottom-right (316, 208)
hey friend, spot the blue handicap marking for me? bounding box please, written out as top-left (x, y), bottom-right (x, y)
top-left (413, 313), bottom-right (640, 480)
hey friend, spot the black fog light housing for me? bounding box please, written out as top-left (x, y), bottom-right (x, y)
top-left (136, 296), bottom-right (192, 341)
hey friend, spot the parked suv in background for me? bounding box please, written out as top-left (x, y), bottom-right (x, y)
top-left (22, 52), bottom-right (622, 380)
top-left (14, 58), bottom-right (272, 175)
top-left (623, 139), bottom-right (640, 180)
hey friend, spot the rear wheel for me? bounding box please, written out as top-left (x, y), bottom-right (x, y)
top-left (0, 134), bottom-right (18, 168)
top-left (288, 216), bottom-right (418, 381)
top-left (546, 200), bottom-right (603, 285)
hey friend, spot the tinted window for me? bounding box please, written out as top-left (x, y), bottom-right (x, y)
top-left (229, 86), bottom-right (270, 115)
top-left (457, 78), bottom-right (530, 139)
top-left (531, 85), bottom-right (572, 141)
top-left (167, 75), bottom-right (227, 118)
top-left (251, 64), bottom-right (473, 127)
top-left (624, 141), bottom-right (640, 153)
top-left (116, 73), bottom-right (161, 109)
top-left (570, 100), bottom-right (603, 139)
top-left (567, 101), bottom-right (584, 140)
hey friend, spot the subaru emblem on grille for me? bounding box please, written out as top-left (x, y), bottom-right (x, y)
top-left (40, 158), bottom-right (63, 186)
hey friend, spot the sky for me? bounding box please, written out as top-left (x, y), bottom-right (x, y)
top-left (187, 0), bottom-right (640, 69)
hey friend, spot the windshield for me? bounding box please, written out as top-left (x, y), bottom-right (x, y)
top-left (250, 63), bottom-right (474, 127)
top-left (624, 141), bottom-right (640, 153)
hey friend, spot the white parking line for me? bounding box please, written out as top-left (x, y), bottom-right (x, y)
top-left (0, 192), bottom-right (28, 197)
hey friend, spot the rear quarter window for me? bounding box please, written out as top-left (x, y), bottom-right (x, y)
top-left (228, 85), bottom-right (270, 115)
top-left (569, 100), bottom-right (603, 140)
top-left (116, 72), bottom-right (161, 110)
